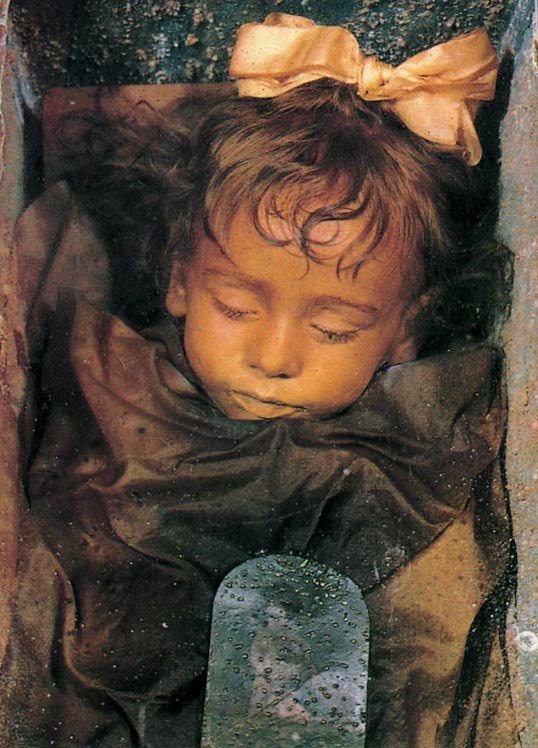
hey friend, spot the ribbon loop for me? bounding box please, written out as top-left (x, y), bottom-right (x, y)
top-left (229, 13), bottom-right (499, 165)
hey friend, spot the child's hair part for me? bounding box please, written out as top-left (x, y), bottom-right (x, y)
top-left (65, 79), bottom-right (512, 355)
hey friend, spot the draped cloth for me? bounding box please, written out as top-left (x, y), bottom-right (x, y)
top-left (1, 185), bottom-right (518, 747)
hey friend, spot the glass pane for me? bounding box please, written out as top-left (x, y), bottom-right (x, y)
top-left (202, 555), bottom-right (369, 748)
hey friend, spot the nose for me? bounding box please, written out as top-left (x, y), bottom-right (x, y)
top-left (247, 320), bottom-right (302, 379)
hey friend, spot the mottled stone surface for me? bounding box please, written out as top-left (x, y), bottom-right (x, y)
top-left (0, 2), bottom-right (24, 669)
top-left (10, 0), bottom-right (518, 95)
top-left (0, 0), bottom-right (10, 178)
top-left (499, 17), bottom-right (538, 748)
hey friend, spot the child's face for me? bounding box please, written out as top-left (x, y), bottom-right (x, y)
top-left (166, 203), bottom-right (419, 420)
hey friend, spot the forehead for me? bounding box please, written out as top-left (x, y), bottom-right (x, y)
top-left (195, 203), bottom-right (417, 309)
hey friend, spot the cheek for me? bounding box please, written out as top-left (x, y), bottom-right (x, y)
top-left (183, 303), bottom-right (242, 377)
top-left (306, 346), bottom-right (382, 402)
top-left (311, 321), bottom-right (403, 397)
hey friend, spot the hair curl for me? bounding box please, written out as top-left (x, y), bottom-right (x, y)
top-left (64, 79), bottom-right (512, 356)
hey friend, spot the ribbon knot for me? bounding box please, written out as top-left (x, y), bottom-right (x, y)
top-left (358, 56), bottom-right (393, 96)
top-left (229, 13), bottom-right (499, 165)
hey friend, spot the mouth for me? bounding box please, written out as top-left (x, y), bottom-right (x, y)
top-left (228, 391), bottom-right (308, 418)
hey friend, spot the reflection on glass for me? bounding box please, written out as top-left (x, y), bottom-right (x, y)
top-left (202, 555), bottom-right (369, 748)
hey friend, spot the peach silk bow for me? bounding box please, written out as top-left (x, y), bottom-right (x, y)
top-left (229, 13), bottom-right (499, 165)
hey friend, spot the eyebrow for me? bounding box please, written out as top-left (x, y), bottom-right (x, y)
top-left (202, 267), bottom-right (266, 292)
top-left (202, 267), bottom-right (380, 315)
top-left (307, 295), bottom-right (380, 315)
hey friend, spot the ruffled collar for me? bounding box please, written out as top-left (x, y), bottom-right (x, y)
top-left (33, 299), bottom-right (507, 590)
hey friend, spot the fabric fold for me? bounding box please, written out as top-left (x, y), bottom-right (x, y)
top-left (6, 296), bottom-right (516, 747)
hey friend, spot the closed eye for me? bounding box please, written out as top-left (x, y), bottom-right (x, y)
top-left (214, 298), bottom-right (259, 321)
top-left (311, 324), bottom-right (362, 343)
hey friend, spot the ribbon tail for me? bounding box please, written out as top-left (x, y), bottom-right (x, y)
top-left (388, 93), bottom-right (483, 165)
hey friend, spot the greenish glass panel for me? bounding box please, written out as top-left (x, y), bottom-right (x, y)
top-left (202, 555), bottom-right (369, 748)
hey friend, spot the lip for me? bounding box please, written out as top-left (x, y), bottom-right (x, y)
top-left (229, 391), bottom-right (307, 418)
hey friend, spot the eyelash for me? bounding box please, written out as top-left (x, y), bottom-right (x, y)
top-left (214, 299), bottom-right (257, 321)
top-left (214, 299), bottom-right (362, 343)
top-left (311, 325), bottom-right (361, 344)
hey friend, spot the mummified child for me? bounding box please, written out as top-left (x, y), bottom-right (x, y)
top-left (5, 13), bottom-right (517, 748)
